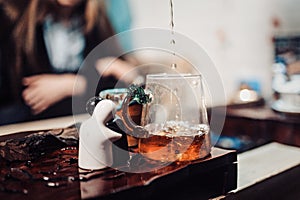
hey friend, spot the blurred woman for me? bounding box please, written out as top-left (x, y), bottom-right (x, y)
top-left (0, 0), bottom-right (133, 125)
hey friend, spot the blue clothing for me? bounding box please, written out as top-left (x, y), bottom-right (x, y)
top-left (106, 0), bottom-right (132, 51)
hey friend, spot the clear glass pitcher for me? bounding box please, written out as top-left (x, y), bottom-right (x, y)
top-left (138, 74), bottom-right (211, 162)
top-left (86, 73), bottom-right (211, 162)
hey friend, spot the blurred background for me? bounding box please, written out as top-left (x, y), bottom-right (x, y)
top-left (0, 0), bottom-right (299, 125)
top-left (124, 0), bottom-right (300, 104)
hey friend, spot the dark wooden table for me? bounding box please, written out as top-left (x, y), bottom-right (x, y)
top-left (0, 127), bottom-right (237, 200)
top-left (213, 104), bottom-right (300, 151)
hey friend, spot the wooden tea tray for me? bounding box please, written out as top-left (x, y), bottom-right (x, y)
top-left (0, 127), bottom-right (237, 200)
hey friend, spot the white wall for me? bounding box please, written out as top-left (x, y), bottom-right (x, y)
top-left (273, 0), bottom-right (300, 34)
top-left (126, 0), bottom-right (300, 104)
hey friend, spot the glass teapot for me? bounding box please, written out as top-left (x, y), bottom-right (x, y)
top-left (86, 74), bottom-right (211, 162)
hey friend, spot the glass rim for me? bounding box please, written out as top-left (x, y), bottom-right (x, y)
top-left (146, 73), bottom-right (202, 79)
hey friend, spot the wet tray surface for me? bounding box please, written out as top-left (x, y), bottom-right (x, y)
top-left (0, 127), bottom-right (237, 200)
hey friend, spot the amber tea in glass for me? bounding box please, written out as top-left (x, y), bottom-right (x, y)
top-left (139, 74), bottom-right (211, 162)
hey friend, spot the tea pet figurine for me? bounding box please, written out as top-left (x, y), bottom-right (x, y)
top-left (78, 100), bottom-right (122, 170)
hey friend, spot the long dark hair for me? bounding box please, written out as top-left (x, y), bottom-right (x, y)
top-left (14, 0), bottom-right (112, 69)
top-left (9, 0), bottom-right (115, 99)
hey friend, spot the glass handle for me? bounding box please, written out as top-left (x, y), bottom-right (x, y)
top-left (114, 95), bottom-right (148, 138)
